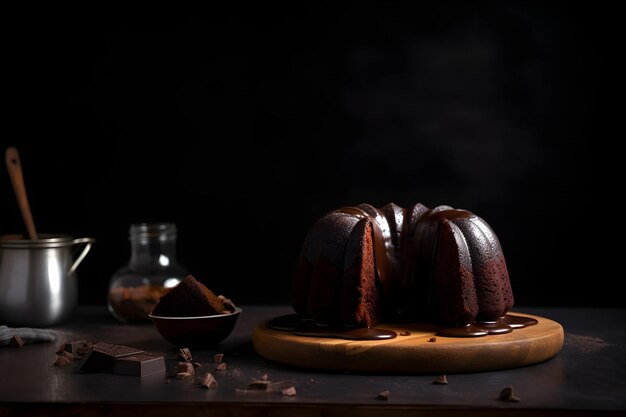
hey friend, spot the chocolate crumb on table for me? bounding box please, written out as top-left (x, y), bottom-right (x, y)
top-left (198, 372), bottom-right (218, 389)
top-left (178, 362), bottom-right (194, 374)
top-left (377, 390), bottom-right (390, 400)
top-left (54, 356), bottom-right (71, 367)
top-left (58, 340), bottom-right (90, 354)
top-left (399, 331), bottom-right (411, 336)
top-left (433, 375), bottom-right (448, 385)
top-left (499, 386), bottom-right (521, 402)
top-left (248, 378), bottom-right (271, 391)
top-left (9, 335), bottom-right (24, 348)
top-left (178, 348), bottom-right (192, 362)
top-left (240, 377), bottom-right (295, 394)
top-left (428, 337), bottom-right (437, 342)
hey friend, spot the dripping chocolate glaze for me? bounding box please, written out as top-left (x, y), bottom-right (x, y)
top-left (267, 314), bottom-right (537, 341)
top-left (266, 314), bottom-right (396, 340)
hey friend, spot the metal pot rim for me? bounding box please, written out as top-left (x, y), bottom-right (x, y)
top-left (0, 234), bottom-right (79, 248)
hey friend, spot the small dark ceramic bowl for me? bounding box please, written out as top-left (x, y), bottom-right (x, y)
top-left (149, 307), bottom-right (242, 347)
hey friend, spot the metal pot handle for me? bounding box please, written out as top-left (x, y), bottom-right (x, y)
top-left (68, 237), bottom-right (95, 275)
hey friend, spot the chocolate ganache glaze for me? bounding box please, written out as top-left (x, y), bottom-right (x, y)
top-left (266, 314), bottom-right (536, 340)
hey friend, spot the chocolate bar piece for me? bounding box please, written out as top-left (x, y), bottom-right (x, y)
top-left (80, 342), bottom-right (144, 372)
top-left (113, 353), bottom-right (165, 377)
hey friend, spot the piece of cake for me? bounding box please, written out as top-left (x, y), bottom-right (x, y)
top-left (151, 275), bottom-right (234, 317)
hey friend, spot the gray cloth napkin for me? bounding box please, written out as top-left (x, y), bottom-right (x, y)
top-left (0, 325), bottom-right (59, 346)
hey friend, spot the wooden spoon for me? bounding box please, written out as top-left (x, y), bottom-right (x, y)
top-left (5, 147), bottom-right (38, 240)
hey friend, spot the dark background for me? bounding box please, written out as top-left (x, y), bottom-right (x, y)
top-left (1, 3), bottom-right (620, 308)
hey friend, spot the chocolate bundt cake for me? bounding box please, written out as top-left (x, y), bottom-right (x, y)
top-left (293, 203), bottom-right (513, 329)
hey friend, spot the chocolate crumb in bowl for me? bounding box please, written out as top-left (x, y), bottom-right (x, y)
top-left (152, 275), bottom-right (234, 317)
top-left (499, 386), bottom-right (521, 402)
top-left (377, 390), bottom-right (390, 400)
top-left (433, 375), bottom-right (448, 385)
top-left (148, 277), bottom-right (240, 348)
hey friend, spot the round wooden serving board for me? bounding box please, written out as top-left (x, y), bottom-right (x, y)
top-left (253, 312), bottom-right (563, 373)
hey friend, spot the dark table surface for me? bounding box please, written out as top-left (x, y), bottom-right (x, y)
top-left (0, 306), bottom-right (624, 416)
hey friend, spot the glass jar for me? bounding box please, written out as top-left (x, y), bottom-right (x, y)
top-left (107, 223), bottom-right (189, 322)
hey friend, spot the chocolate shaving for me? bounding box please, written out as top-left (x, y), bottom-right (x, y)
top-left (282, 386), bottom-right (297, 396)
top-left (178, 348), bottom-right (192, 362)
top-left (247, 379), bottom-right (271, 390)
top-left (192, 362), bottom-right (202, 369)
top-left (499, 386), bottom-right (521, 402)
top-left (54, 356), bottom-right (71, 367)
top-left (260, 374), bottom-right (269, 381)
top-left (178, 362), bottom-right (194, 374)
top-left (377, 390), bottom-right (390, 400)
top-left (175, 372), bottom-right (192, 380)
top-left (198, 372), bottom-right (218, 389)
top-left (215, 362), bottom-right (227, 371)
top-left (241, 377), bottom-right (295, 394)
top-left (213, 353), bottom-right (224, 363)
top-left (399, 331), bottom-right (411, 336)
top-left (433, 375), bottom-right (448, 385)
top-left (9, 335), bottom-right (24, 348)
top-left (428, 337), bottom-right (437, 342)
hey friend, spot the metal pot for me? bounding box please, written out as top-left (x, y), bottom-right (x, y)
top-left (0, 234), bottom-right (95, 327)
